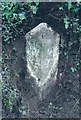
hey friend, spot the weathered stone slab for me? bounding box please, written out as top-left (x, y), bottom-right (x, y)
top-left (25, 23), bottom-right (60, 99)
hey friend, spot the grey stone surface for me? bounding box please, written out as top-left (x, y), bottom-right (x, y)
top-left (25, 23), bottom-right (60, 99)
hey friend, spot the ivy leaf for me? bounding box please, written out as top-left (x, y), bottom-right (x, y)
top-left (70, 67), bottom-right (77, 73)
top-left (77, 0), bottom-right (81, 3)
top-left (13, 13), bottom-right (17, 18)
top-left (64, 16), bottom-right (70, 29)
top-left (59, 7), bottom-right (63, 10)
top-left (68, 2), bottom-right (72, 10)
top-left (19, 12), bottom-right (26, 20)
top-left (30, 5), bottom-right (38, 14)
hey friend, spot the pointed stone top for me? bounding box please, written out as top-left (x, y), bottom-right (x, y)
top-left (25, 23), bottom-right (53, 37)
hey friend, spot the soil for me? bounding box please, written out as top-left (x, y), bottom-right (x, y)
top-left (2, 2), bottom-right (80, 118)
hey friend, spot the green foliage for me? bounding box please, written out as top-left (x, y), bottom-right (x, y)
top-left (2, 2), bottom-right (80, 44)
top-left (26, 2), bottom-right (39, 14)
top-left (68, 2), bottom-right (73, 10)
top-left (59, 2), bottom-right (81, 34)
top-left (19, 105), bottom-right (28, 115)
top-left (2, 2), bottom-right (39, 115)
top-left (64, 16), bottom-right (70, 29)
top-left (2, 2), bottom-right (39, 44)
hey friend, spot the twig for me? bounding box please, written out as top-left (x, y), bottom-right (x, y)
top-left (70, 99), bottom-right (79, 113)
top-left (11, 24), bottom-right (23, 36)
top-left (48, 13), bottom-right (62, 21)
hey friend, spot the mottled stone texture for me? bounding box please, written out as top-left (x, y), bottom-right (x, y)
top-left (25, 23), bottom-right (60, 99)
